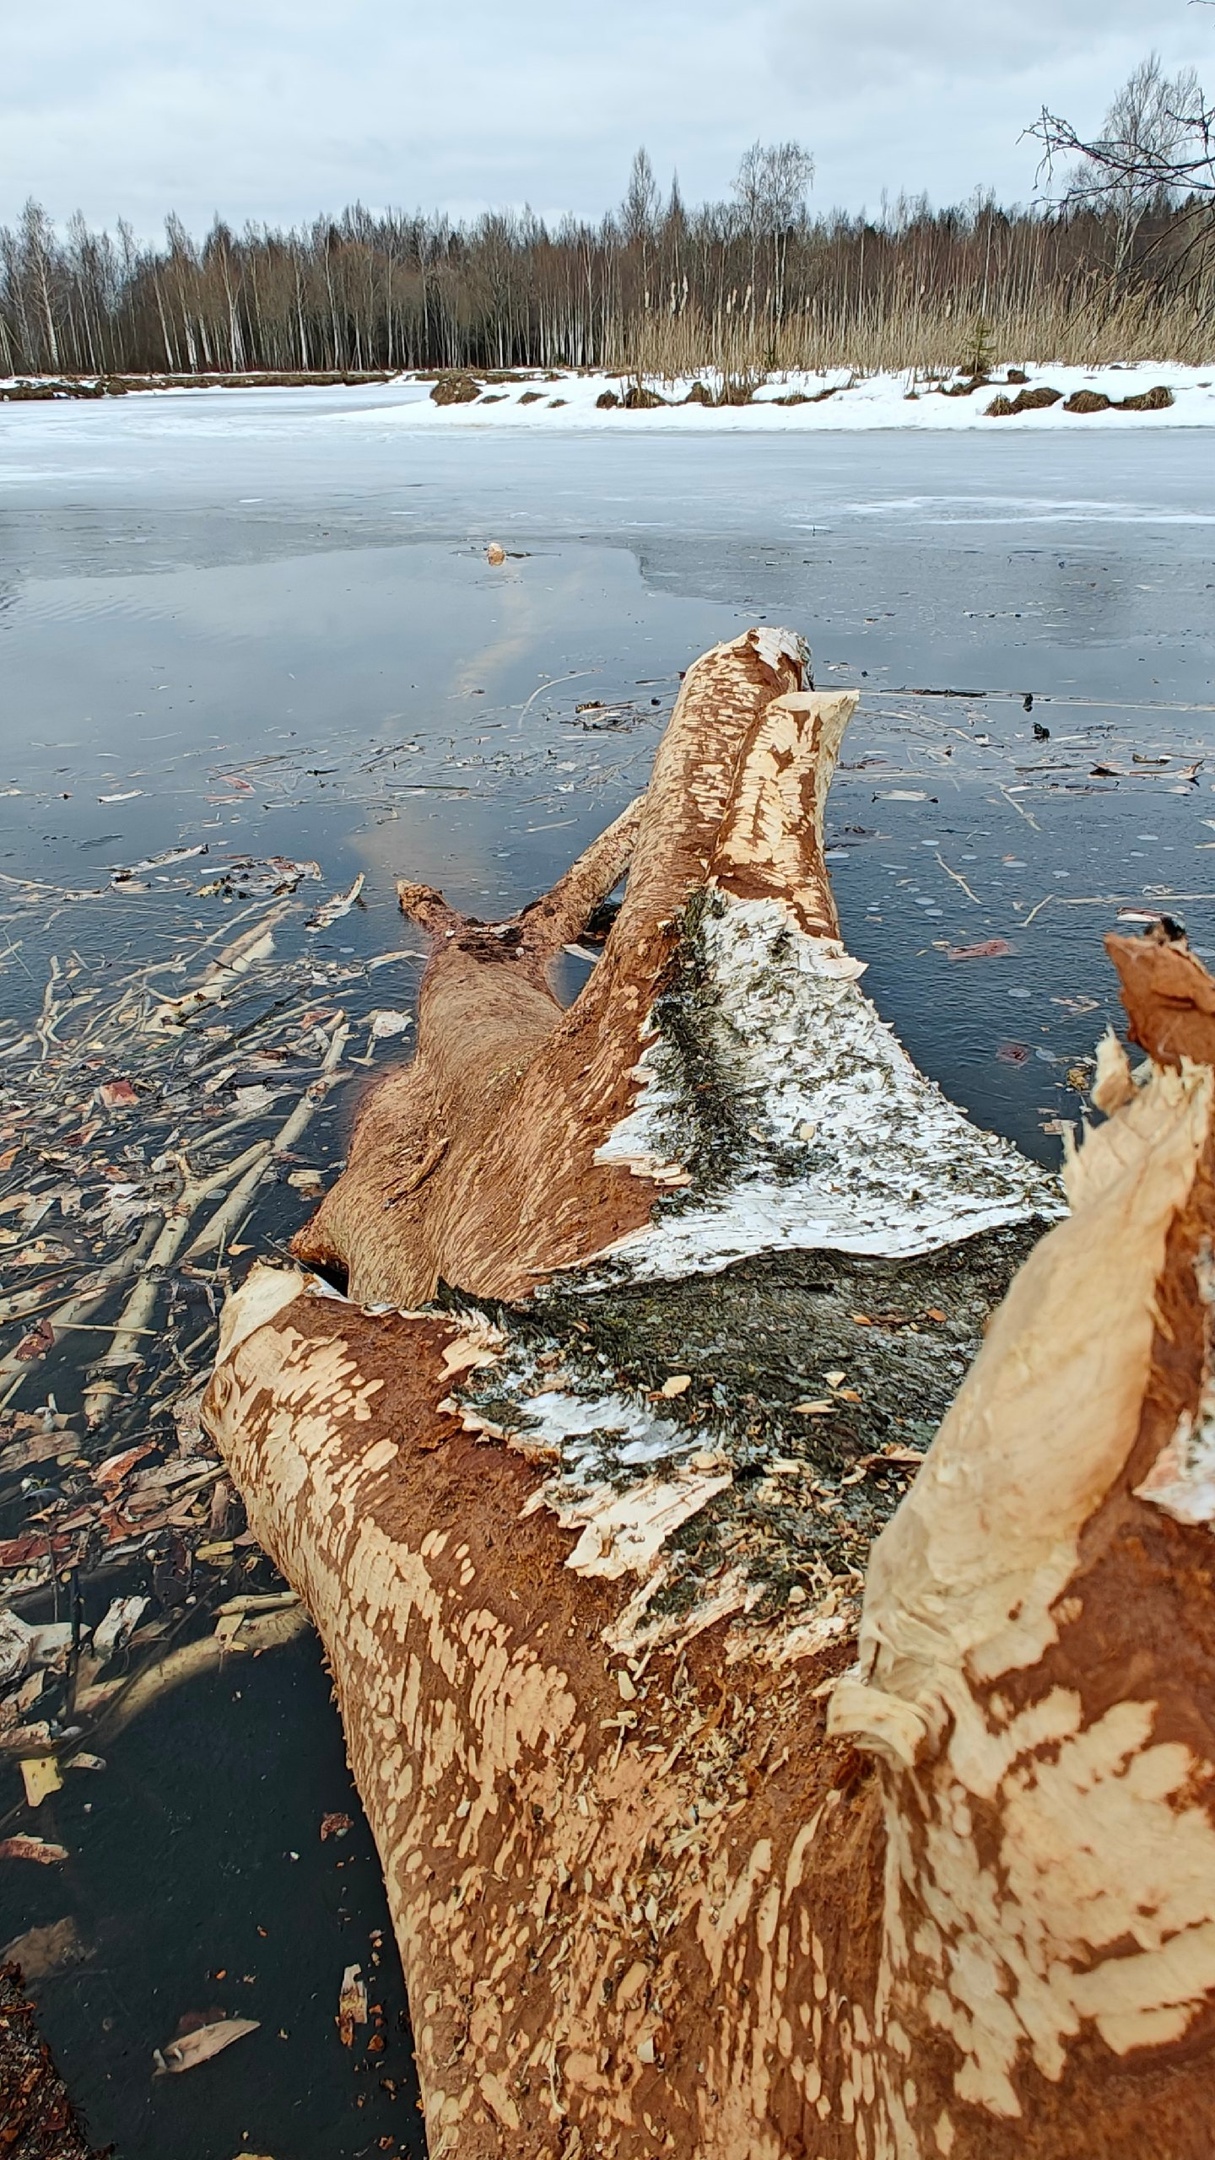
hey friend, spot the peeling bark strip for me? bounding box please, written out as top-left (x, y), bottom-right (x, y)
top-left (206, 630), bottom-right (1215, 2155)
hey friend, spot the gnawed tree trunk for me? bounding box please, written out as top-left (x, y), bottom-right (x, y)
top-left (205, 631), bottom-right (1215, 2157)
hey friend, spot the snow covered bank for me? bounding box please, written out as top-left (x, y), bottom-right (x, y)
top-left (362, 362), bottom-right (1215, 432)
top-left (2, 362), bottom-right (1211, 432)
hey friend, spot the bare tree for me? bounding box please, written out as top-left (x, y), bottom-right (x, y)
top-left (733, 140), bottom-right (815, 330)
top-left (621, 147), bottom-right (660, 245)
top-left (1032, 50), bottom-right (1213, 223)
top-left (1090, 55), bottom-right (1202, 268)
top-left (16, 200), bottom-right (61, 371)
top-left (619, 147), bottom-right (661, 319)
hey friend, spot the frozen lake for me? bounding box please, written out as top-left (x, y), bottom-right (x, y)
top-left (0, 384), bottom-right (1212, 2158)
top-left (3, 383), bottom-right (1214, 1142)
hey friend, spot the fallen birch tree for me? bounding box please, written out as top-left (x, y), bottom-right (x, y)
top-left (205, 629), bottom-right (1215, 2159)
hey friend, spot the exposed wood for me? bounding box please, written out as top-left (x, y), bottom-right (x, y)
top-left (205, 629), bottom-right (1215, 2156)
top-left (294, 628), bottom-right (815, 1304)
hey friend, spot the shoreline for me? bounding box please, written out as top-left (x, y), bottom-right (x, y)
top-left (2, 360), bottom-right (1211, 430)
top-left (0, 367), bottom-right (398, 399)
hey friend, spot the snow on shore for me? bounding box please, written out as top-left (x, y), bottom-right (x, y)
top-left (370, 363), bottom-right (1214, 431)
top-left (3, 362), bottom-right (1212, 432)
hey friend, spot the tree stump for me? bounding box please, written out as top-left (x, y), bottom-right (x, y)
top-left (204, 630), bottom-right (1215, 2158)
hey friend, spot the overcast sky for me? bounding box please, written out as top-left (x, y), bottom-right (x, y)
top-left (3, 0), bottom-right (1210, 238)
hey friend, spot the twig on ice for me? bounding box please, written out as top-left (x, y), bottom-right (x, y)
top-left (934, 853), bottom-right (982, 906)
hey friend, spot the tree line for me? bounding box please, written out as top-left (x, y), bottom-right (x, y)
top-left (2, 107), bottom-right (1212, 382)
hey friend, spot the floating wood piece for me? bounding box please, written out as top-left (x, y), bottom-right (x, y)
top-left (152, 2016), bottom-right (259, 2075)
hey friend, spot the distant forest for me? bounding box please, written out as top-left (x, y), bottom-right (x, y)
top-left (2, 145), bottom-right (1212, 380)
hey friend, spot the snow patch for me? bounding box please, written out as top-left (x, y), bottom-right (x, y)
top-left (342, 364), bottom-right (1215, 435)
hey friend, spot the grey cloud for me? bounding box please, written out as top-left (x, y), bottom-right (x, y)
top-left (1, 0), bottom-right (1208, 235)
top-left (777, 0), bottom-right (1179, 86)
